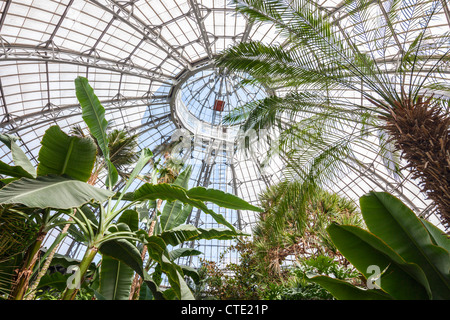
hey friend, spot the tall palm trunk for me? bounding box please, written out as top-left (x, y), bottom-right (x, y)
top-left (382, 98), bottom-right (450, 227)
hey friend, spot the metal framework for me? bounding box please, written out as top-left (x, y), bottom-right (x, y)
top-left (0, 0), bottom-right (448, 269)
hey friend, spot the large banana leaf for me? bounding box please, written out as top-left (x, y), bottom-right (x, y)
top-left (0, 175), bottom-right (114, 209)
top-left (360, 192), bottom-right (450, 299)
top-left (173, 165), bottom-right (192, 189)
top-left (159, 224), bottom-right (202, 246)
top-left (74, 76), bottom-right (118, 188)
top-left (133, 183), bottom-right (236, 231)
top-left (98, 209), bottom-right (140, 300)
top-left (186, 186), bottom-right (264, 212)
top-left (0, 133), bottom-right (36, 178)
top-left (37, 125), bottom-right (97, 182)
top-left (326, 223), bottom-right (431, 300)
top-left (161, 202), bottom-right (193, 232)
top-left (196, 227), bottom-right (248, 240)
top-left (99, 239), bottom-right (144, 277)
top-left (99, 255), bottom-right (134, 300)
top-left (179, 264), bottom-right (200, 284)
top-left (100, 236), bottom-right (194, 300)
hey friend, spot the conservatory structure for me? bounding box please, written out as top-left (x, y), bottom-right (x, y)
top-left (0, 0), bottom-right (449, 301)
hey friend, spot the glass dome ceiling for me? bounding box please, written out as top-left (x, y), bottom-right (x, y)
top-left (0, 0), bottom-right (449, 268)
top-left (175, 65), bottom-right (266, 128)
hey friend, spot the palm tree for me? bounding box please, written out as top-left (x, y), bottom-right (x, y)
top-left (216, 0), bottom-right (450, 227)
top-left (0, 205), bottom-right (40, 298)
top-left (253, 180), bottom-right (363, 279)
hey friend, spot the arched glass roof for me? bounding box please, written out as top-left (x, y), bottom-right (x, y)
top-left (0, 0), bottom-right (449, 268)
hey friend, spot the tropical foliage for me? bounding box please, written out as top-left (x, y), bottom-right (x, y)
top-left (310, 191), bottom-right (450, 300)
top-left (262, 255), bottom-right (360, 300)
top-left (216, 0), bottom-right (450, 227)
top-left (70, 124), bottom-right (139, 185)
top-left (201, 241), bottom-right (361, 300)
top-left (253, 181), bottom-right (364, 279)
top-left (0, 77), bottom-right (262, 300)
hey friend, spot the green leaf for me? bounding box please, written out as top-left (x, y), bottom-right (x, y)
top-left (99, 237), bottom-right (166, 300)
top-left (118, 209), bottom-right (140, 232)
top-left (168, 248), bottom-right (202, 261)
top-left (0, 177), bottom-right (17, 186)
top-left (75, 76), bottom-right (118, 187)
top-left (133, 183), bottom-right (236, 231)
top-left (179, 265), bottom-right (200, 284)
top-left (160, 166), bottom-right (193, 231)
top-left (186, 186), bottom-right (264, 212)
top-left (0, 160), bottom-right (35, 179)
top-left (160, 224), bottom-right (202, 246)
top-left (141, 277), bottom-right (166, 300)
top-left (36, 272), bottom-right (71, 292)
top-left (141, 234), bottom-right (195, 300)
top-left (161, 202), bottom-right (192, 232)
top-left (138, 283), bottom-right (155, 300)
top-left (327, 223), bottom-right (431, 300)
top-left (195, 227), bottom-right (248, 240)
top-left (37, 125), bottom-right (97, 182)
top-left (0, 175), bottom-right (114, 209)
top-left (360, 192), bottom-right (450, 299)
top-left (173, 166), bottom-right (192, 189)
top-left (309, 276), bottom-right (393, 300)
top-left (99, 239), bottom-right (144, 277)
top-left (0, 133), bottom-right (36, 178)
top-left (93, 290), bottom-right (108, 300)
top-left (119, 148), bottom-right (153, 197)
top-left (99, 255), bottom-right (134, 300)
top-left (421, 218), bottom-right (450, 252)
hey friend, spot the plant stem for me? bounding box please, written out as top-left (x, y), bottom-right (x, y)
top-left (129, 219), bottom-right (157, 300)
top-left (61, 245), bottom-right (98, 300)
top-left (9, 228), bottom-right (46, 300)
top-left (25, 219), bottom-right (72, 300)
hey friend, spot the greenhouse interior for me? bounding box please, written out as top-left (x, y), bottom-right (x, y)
top-left (0, 0), bottom-right (449, 302)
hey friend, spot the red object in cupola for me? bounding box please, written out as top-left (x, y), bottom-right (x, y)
top-left (214, 99), bottom-right (225, 112)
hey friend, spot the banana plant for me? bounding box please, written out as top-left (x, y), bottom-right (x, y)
top-left (122, 165), bottom-right (255, 300)
top-left (95, 163), bottom-right (260, 300)
top-left (0, 77), bottom-right (263, 300)
top-left (309, 191), bottom-right (450, 300)
top-left (77, 171), bottom-right (259, 301)
top-left (0, 124), bottom-right (103, 300)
